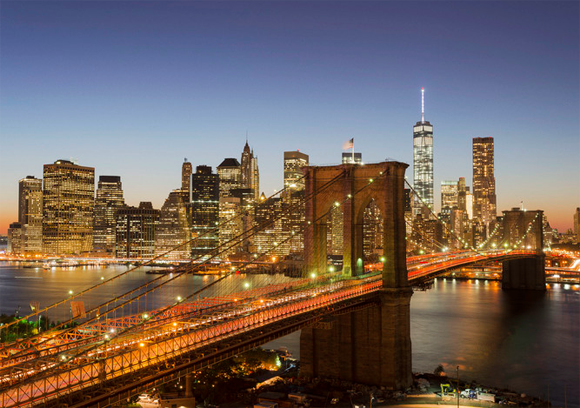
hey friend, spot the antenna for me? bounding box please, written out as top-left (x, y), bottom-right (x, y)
top-left (421, 87), bottom-right (425, 122)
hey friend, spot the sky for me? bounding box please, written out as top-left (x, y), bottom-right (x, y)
top-left (0, 1), bottom-right (578, 234)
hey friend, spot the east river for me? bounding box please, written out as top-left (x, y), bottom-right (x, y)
top-left (0, 262), bottom-right (578, 407)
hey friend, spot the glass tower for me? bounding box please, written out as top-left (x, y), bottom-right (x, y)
top-left (42, 160), bottom-right (95, 255)
top-left (93, 175), bottom-right (124, 254)
top-left (413, 88), bottom-right (434, 216)
top-left (472, 137), bottom-right (497, 229)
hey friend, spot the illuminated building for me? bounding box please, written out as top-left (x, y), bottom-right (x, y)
top-left (115, 202), bottom-right (159, 259)
top-left (189, 165), bottom-right (219, 256)
top-left (472, 137), bottom-right (497, 230)
top-left (7, 222), bottom-right (22, 254)
top-left (413, 88), bottom-right (434, 216)
top-left (253, 195), bottom-right (289, 257)
top-left (441, 180), bottom-right (458, 210)
top-left (18, 176), bottom-right (43, 253)
top-left (342, 152), bottom-right (362, 164)
top-left (219, 196), bottom-right (243, 258)
top-left (182, 159), bottom-right (192, 200)
top-left (217, 158), bottom-right (241, 198)
top-left (281, 151), bottom-right (309, 254)
top-left (240, 141), bottom-right (260, 201)
top-left (362, 200), bottom-right (383, 260)
top-left (155, 190), bottom-right (190, 260)
top-left (404, 188), bottom-right (413, 237)
top-left (284, 151), bottom-right (309, 191)
top-left (42, 160), bottom-right (95, 255)
top-left (93, 175), bottom-right (124, 254)
top-left (327, 204), bottom-right (343, 256)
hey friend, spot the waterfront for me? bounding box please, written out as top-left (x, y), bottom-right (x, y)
top-left (0, 262), bottom-right (578, 407)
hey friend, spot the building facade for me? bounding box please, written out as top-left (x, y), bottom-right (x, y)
top-left (413, 89), bottom-right (434, 216)
top-left (240, 141), bottom-right (260, 201)
top-left (283, 151), bottom-right (309, 192)
top-left (93, 175), bottom-right (124, 254)
top-left (115, 202), bottom-right (159, 259)
top-left (472, 137), bottom-right (497, 230)
top-left (155, 190), bottom-right (191, 260)
top-left (217, 158), bottom-right (241, 198)
top-left (42, 160), bottom-right (95, 255)
top-left (182, 159), bottom-right (193, 200)
top-left (189, 165), bottom-right (219, 257)
top-left (18, 176), bottom-right (43, 253)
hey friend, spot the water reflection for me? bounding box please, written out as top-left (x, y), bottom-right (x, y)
top-left (412, 278), bottom-right (578, 408)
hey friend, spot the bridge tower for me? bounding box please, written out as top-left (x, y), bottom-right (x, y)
top-left (501, 208), bottom-right (545, 290)
top-left (300, 162), bottom-right (413, 389)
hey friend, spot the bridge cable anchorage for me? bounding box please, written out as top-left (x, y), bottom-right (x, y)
top-left (0, 169), bottom-right (392, 403)
top-left (0, 170), bottom-right (349, 374)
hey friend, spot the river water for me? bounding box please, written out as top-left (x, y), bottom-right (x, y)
top-left (0, 263), bottom-right (578, 407)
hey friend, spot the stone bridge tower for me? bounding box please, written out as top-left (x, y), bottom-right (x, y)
top-left (501, 208), bottom-right (545, 290)
top-left (300, 162), bottom-right (413, 389)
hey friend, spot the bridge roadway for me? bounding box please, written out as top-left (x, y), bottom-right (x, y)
top-left (0, 250), bottom-right (536, 408)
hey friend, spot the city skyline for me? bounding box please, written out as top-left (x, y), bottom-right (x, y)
top-left (1, 1), bottom-right (578, 234)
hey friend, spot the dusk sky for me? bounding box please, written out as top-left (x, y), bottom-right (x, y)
top-left (1, 1), bottom-right (578, 234)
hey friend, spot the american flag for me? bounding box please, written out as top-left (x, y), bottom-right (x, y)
top-left (342, 138), bottom-right (354, 150)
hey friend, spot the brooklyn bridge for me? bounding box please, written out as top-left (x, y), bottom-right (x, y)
top-left (0, 161), bottom-right (546, 408)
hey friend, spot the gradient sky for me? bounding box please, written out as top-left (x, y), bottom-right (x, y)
top-left (1, 1), bottom-right (578, 234)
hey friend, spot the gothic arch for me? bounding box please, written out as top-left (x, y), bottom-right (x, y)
top-left (303, 162), bottom-right (409, 288)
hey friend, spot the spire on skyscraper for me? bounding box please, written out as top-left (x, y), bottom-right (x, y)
top-left (421, 87), bottom-right (425, 123)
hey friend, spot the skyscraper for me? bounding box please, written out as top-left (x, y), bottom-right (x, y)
top-left (115, 202), bottom-right (159, 259)
top-left (18, 176), bottom-right (43, 253)
top-left (240, 141), bottom-right (260, 201)
top-left (182, 159), bottom-right (193, 198)
top-left (472, 137), bottom-right (497, 229)
top-left (284, 151), bottom-right (309, 191)
top-left (440, 180), bottom-right (458, 227)
top-left (42, 160), bottom-right (95, 255)
top-left (217, 158), bottom-right (241, 198)
top-left (440, 180), bottom-right (459, 210)
top-left (93, 175), bottom-right (124, 254)
top-left (156, 190), bottom-right (190, 259)
top-left (189, 165), bottom-right (219, 256)
top-left (413, 88), bottom-right (434, 216)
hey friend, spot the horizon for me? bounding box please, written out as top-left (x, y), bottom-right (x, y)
top-left (1, 1), bottom-right (578, 234)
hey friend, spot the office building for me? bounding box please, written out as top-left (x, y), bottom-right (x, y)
top-left (7, 222), bottom-right (22, 254)
top-left (240, 141), bottom-right (260, 201)
top-left (217, 158), bottom-right (241, 198)
top-left (342, 152), bottom-right (362, 164)
top-left (189, 165), bottom-right (219, 257)
top-left (441, 180), bottom-right (458, 210)
top-left (115, 202), bottom-right (159, 259)
top-left (473, 137), bottom-right (497, 229)
top-left (156, 190), bottom-right (190, 260)
top-left (18, 176), bottom-right (43, 253)
top-left (42, 160), bottom-right (95, 255)
top-left (283, 151), bottom-right (309, 191)
top-left (182, 159), bottom-right (192, 199)
top-left (413, 88), bottom-right (434, 216)
top-left (93, 176), bottom-right (124, 254)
